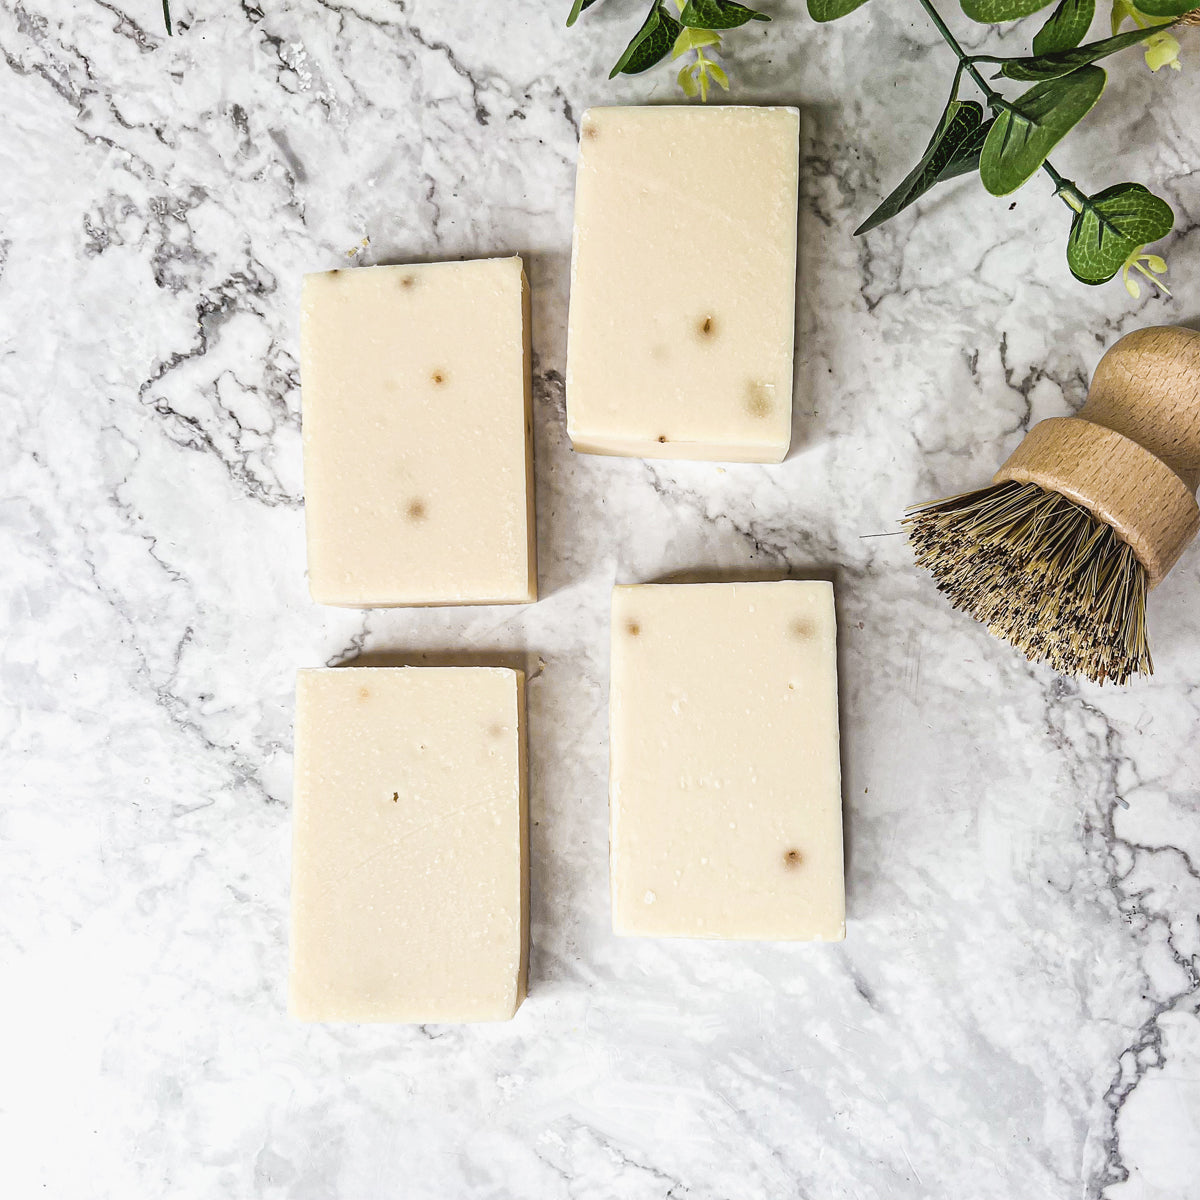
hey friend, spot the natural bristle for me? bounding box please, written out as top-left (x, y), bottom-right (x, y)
top-left (904, 481), bottom-right (1151, 685)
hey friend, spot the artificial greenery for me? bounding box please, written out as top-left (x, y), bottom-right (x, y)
top-left (570, 0), bottom-right (1194, 290)
top-left (572, 0), bottom-right (770, 96)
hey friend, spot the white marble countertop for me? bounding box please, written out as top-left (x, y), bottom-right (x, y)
top-left (3, 2), bottom-right (1199, 1197)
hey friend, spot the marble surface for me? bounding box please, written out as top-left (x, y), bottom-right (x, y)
top-left (2, 1), bottom-right (1199, 1197)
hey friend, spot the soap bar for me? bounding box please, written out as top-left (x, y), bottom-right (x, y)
top-left (610, 581), bottom-right (844, 940)
top-left (301, 257), bottom-right (536, 606)
top-left (566, 106), bottom-right (799, 463)
top-left (289, 667), bottom-right (528, 1022)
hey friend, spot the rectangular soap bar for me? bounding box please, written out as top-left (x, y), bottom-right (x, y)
top-left (289, 667), bottom-right (528, 1022)
top-left (566, 106), bottom-right (799, 463)
top-left (301, 257), bottom-right (536, 606)
top-left (610, 581), bottom-right (843, 940)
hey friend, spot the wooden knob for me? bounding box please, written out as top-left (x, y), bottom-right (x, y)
top-left (1081, 326), bottom-right (1200, 492)
top-left (994, 325), bottom-right (1200, 587)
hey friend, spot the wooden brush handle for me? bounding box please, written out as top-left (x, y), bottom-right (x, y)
top-left (994, 325), bottom-right (1200, 587)
top-left (1081, 326), bottom-right (1200, 492)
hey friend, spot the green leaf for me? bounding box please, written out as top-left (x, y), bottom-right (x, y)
top-left (679, 0), bottom-right (770, 28)
top-left (1032, 0), bottom-right (1094, 54)
top-left (567, 0), bottom-right (600, 27)
top-left (999, 23), bottom-right (1172, 80)
top-left (807, 0), bottom-right (871, 21)
top-left (961, 0), bottom-right (1056, 22)
top-left (610, 4), bottom-right (683, 77)
top-left (856, 100), bottom-right (994, 235)
top-left (979, 65), bottom-right (1106, 195)
top-left (1065, 182), bottom-right (1173, 284)
top-left (1134, 0), bottom-right (1198, 15)
top-left (708, 60), bottom-right (730, 87)
top-left (673, 27), bottom-right (722, 55)
top-left (677, 62), bottom-right (700, 96)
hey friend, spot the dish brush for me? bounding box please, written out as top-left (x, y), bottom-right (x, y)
top-left (905, 325), bottom-right (1200, 684)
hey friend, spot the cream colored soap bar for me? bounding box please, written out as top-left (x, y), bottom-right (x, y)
top-left (567, 106), bottom-right (799, 463)
top-left (610, 582), bottom-right (843, 940)
top-left (301, 257), bottom-right (536, 606)
top-left (289, 667), bottom-right (528, 1022)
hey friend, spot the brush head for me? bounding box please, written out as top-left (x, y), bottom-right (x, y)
top-left (905, 480), bottom-right (1151, 685)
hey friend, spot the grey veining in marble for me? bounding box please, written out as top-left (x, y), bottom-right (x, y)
top-left (2, 1), bottom-right (1199, 1197)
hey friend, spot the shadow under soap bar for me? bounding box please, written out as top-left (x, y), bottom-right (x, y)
top-left (609, 581), bottom-right (844, 940)
top-left (300, 258), bottom-right (536, 606)
top-left (566, 106), bottom-right (799, 463)
top-left (289, 667), bottom-right (529, 1022)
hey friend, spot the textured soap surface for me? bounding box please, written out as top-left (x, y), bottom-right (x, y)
top-left (610, 581), bottom-right (844, 940)
top-left (300, 257), bottom-right (536, 606)
top-left (566, 106), bottom-right (799, 463)
top-left (289, 667), bottom-right (528, 1023)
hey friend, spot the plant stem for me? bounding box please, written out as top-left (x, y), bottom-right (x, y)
top-left (1040, 158), bottom-right (1087, 211)
top-left (163, 0), bottom-right (173, 35)
top-left (915, 0), bottom-right (1004, 106)
top-left (696, 46), bottom-right (711, 101)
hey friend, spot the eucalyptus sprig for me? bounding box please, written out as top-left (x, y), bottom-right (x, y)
top-left (570, 0), bottom-right (1194, 289)
top-left (836, 0), bottom-right (1182, 289)
top-left (569, 0), bottom-right (769, 91)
